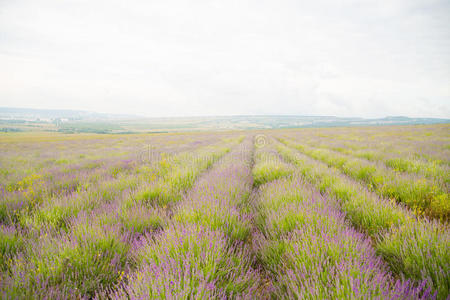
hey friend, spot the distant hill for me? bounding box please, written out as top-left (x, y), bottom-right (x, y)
top-left (0, 107), bottom-right (137, 121)
top-left (144, 115), bottom-right (449, 130)
top-left (0, 107), bottom-right (448, 133)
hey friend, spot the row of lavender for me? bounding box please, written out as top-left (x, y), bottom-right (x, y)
top-left (0, 133), bottom-right (219, 226)
top-left (310, 137), bottom-right (449, 186)
top-left (0, 134), bottom-right (240, 298)
top-left (0, 133), bottom-right (218, 192)
top-left (111, 138), bottom-right (263, 298)
top-left (275, 140), bottom-right (449, 299)
top-left (251, 143), bottom-right (430, 298)
top-left (279, 125), bottom-right (449, 165)
top-left (278, 137), bottom-right (449, 220)
top-left (277, 126), bottom-right (450, 215)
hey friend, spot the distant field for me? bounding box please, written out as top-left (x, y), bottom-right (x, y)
top-left (0, 124), bottom-right (449, 299)
top-left (1, 111), bottom-right (449, 133)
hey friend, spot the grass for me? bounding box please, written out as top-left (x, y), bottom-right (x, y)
top-left (4, 222), bottom-right (132, 298)
top-left (174, 204), bottom-right (251, 243)
top-left (0, 226), bottom-right (24, 271)
top-left (377, 220), bottom-right (450, 300)
top-left (118, 204), bottom-right (166, 235)
top-left (252, 151), bottom-right (293, 186)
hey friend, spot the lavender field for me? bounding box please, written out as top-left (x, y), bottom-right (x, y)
top-left (0, 125), bottom-right (449, 299)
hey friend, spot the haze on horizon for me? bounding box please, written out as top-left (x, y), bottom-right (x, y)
top-left (1, 0), bottom-right (449, 118)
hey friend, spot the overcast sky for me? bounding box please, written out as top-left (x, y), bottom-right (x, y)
top-left (1, 0), bottom-right (449, 118)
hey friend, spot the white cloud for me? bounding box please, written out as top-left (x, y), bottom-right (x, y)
top-left (0, 0), bottom-right (449, 118)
